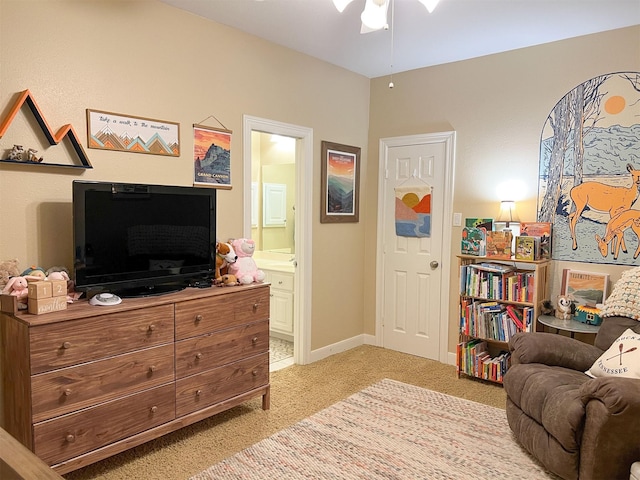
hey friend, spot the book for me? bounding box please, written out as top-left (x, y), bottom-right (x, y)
top-left (465, 218), bottom-right (493, 231)
top-left (514, 236), bottom-right (537, 260)
top-left (505, 305), bottom-right (525, 330)
top-left (475, 262), bottom-right (516, 273)
top-left (485, 230), bottom-right (512, 258)
top-left (461, 226), bottom-right (486, 256)
top-left (520, 222), bottom-right (552, 259)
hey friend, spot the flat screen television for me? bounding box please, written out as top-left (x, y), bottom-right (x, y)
top-left (73, 180), bottom-right (216, 297)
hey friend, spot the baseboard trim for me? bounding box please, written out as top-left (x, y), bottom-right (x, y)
top-left (308, 334), bottom-right (460, 364)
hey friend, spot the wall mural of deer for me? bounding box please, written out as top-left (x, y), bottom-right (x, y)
top-left (537, 71), bottom-right (640, 266)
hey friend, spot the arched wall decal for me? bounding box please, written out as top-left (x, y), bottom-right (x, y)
top-left (537, 72), bottom-right (640, 266)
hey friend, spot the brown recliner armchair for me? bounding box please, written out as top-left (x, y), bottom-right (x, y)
top-left (503, 316), bottom-right (640, 480)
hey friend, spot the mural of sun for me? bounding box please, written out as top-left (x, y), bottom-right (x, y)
top-left (605, 95), bottom-right (626, 115)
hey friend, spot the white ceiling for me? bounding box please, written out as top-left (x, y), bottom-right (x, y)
top-left (160, 0), bottom-right (640, 78)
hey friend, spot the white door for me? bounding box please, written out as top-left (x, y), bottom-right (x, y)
top-left (377, 133), bottom-right (455, 361)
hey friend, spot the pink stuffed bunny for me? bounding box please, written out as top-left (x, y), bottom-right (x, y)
top-left (2, 275), bottom-right (40, 308)
top-left (228, 238), bottom-right (265, 285)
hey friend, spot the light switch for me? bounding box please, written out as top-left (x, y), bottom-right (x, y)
top-left (453, 212), bottom-right (462, 226)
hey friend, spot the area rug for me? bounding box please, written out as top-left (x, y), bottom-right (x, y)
top-left (190, 378), bottom-right (559, 480)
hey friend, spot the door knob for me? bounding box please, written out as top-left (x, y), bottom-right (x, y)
top-left (430, 261), bottom-right (439, 269)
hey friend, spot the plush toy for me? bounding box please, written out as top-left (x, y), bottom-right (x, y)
top-left (0, 258), bottom-right (21, 292)
top-left (214, 241), bottom-right (237, 283)
top-left (539, 299), bottom-right (554, 316)
top-left (228, 238), bottom-right (265, 285)
top-left (217, 273), bottom-right (240, 287)
top-left (2, 275), bottom-right (41, 309)
top-left (555, 295), bottom-right (575, 320)
top-left (21, 265), bottom-right (46, 280)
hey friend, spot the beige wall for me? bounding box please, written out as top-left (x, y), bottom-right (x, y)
top-left (366, 26), bottom-right (640, 352)
top-left (1, 0), bottom-right (639, 359)
top-left (0, 0), bottom-right (370, 351)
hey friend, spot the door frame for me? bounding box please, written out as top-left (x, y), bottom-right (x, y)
top-left (375, 132), bottom-right (456, 364)
top-left (242, 115), bottom-right (312, 365)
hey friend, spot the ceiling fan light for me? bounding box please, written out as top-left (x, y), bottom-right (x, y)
top-left (332, 0), bottom-right (354, 13)
top-left (361, 0), bottom-right (388, 31)
top-left (418, 0), bottom-right (440, 13)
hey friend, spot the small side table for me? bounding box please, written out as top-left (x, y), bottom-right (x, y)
top-left (537, 314), bottom-right (600, 338)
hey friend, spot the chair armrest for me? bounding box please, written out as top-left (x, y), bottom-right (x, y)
top-left (509, 332), bottom-right (602, 371)
top-left (580, 376), bottom-right (640, 413)
top-left (579, 377), bottom-right (640, 480)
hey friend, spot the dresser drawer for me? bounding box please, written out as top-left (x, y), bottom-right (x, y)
top-left (176, 352), bottom-right (269, 417)
top-left (31, 344), bottom-right (175, 423)
top-left (175, 319), bottom-right (269, 378)
top-left (175, 287), bottom-right (269, 340)
top-left (33, 383), bottom-right (175, 466)
top-left (29, 305), bottom-right (174, 374)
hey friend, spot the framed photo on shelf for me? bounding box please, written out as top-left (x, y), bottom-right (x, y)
top-left (561, 269), bottom-right (609, 307)
top-left (320, 141), bottom-right (361, 223)
top-left (86, 109), bottom-right (180, 157)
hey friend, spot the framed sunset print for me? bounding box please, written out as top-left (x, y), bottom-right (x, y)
top-left (320, 140), bottom-right (361, 223)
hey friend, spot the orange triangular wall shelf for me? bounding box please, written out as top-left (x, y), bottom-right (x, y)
top-left (0, 89), bottom-right (92, 169)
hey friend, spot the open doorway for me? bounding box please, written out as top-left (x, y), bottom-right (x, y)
top-left (242, 115), bottom-right (313, 369)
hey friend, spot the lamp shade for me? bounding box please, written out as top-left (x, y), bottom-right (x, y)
top-left (361, 0), bottom-right (389, 30)
top-left (496, 200), bottom-right (519, 226)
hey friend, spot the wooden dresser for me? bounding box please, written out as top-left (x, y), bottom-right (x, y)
top-left (0, 284), bottom-right (270, 474)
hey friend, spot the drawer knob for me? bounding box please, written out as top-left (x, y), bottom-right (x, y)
top-left (148, 324), bottom-right (156, 332)
top-left (150, 406), bottom-right (158, 413)
top-left (278, 280), bottom-right (283, 285)
top-left (61, 341), bottom-right (71, 349)
top-left (195, 352), bottom-right (203, 360)
top-left (63, 389), bottom-right (72, 397)
top-left (252, 370), bottom-right (258, 376)
top-left (195, 314), bottom-right (203, 323)
top-left (66, 434), bottom-right (75, 443)
top-left (196, 389), bottom-right (202, 396)
top-left (253, 303), bottom-right (259, 311)
top-left (149, 365), bottom-right (157, 373)
top-left (252, 337), bottom-right (258, 344)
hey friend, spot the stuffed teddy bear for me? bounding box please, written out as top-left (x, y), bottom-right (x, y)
top-left (0, 258), bottom-right (21, 292)
top-left (214, 241), bottom-right (237, 283)
top-left (228, 238), bottom-right (265, 285)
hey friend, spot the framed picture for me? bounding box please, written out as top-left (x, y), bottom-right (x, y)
top-left (561, 269), bottom-right (609, 307)
top-left (193, 124), bottom-right (232, 189)
top-left (86, 109), bottom-right (179, 156)
top-left (320, 140), bottom-right (361, 223)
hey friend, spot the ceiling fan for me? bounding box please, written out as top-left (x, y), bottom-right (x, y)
top-left (332, 0), bottom-right (441, 33)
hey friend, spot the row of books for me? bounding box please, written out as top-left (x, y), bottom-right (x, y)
top-left (514, 234), bottom-right (550, 261)
top-left (460, 300), bottom-right (533, 341)
top-left (461, 219), bottom-right (552, 259)
top-left (460, 264), bottom-right (536, 304)
top-left (456, 339), bottom-right (510, 383)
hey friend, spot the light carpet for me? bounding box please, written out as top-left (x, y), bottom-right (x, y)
top-left (191, 378), bottom-right (558, 480)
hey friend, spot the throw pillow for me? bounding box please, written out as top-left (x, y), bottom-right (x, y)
top-left (599, 267), bottom-right (640, 320)
top-left (586, 328), bottom-right (640, 378)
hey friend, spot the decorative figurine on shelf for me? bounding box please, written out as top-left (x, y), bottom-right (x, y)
top-left (555, 295), bottom-right (575, 320)
top-left (7, 144), bottom-right (24, 161)
top-left (26, 148), bottom-right (43, 163)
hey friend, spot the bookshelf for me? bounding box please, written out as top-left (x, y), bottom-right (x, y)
top-left (456, 254), bottom-right (550, 384)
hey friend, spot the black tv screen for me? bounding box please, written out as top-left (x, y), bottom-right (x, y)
top-left (73, 181), bottom-right (216, 297)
